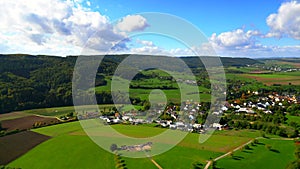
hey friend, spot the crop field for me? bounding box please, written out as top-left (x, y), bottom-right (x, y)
top-left (7, 121), bottom-right (275, 169)
top-left (240, 71), bottom-right (300, 85)
top-left (217, 138), bottom-right (296, 169)
top-left (264, 59), bottom-right (300, 69)
top-left (1, 115), bottom-right (59, 131)
top-left (0, 131), bottom-right (50, 165)
top-left (226, 66), bottom-right (263, 73)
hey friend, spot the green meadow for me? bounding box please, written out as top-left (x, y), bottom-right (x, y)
top-left (217, 138), bottom-right (296, 169)
top-left (95, 76), bottom-right (211, 103)
top-left (8, 121), bottom-right (296, 169)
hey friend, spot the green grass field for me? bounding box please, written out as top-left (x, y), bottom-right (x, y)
top-left (9, 134), bottom-right (115, 169)
top-left (0, 104), bottom-right (120, 120)
top-left (7, 122), bottom-right (251, 169)
top-left (8, 121), bottom-right (296, 169)
top-left (217, 138), bottom-right (296, 169)
top-left (95, 76), bottom-right (211, 103)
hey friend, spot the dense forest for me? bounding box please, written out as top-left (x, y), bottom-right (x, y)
top-left (0, 54), bottom-right (260, 114)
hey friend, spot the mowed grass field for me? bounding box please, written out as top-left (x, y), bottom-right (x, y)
top-left (217, 138), bottom-right (296, 169)
top-left (7, 121), bottom-right (269, 169)
top-left (240, 71), bottom-right (300, 85)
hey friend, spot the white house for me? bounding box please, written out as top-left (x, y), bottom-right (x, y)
top-left (221, 106), bottom-right (228, 111)
top-left (122, 116), bottom-right (130, 121)
top-left (212, 123), bottom-right (222, 130)
top-left (169, 124), bottom-right (177, 129)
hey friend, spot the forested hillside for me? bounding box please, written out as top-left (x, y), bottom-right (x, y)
top-left (0, 54), bottom-right (260, 113)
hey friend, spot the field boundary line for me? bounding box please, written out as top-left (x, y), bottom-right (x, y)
top-left (146, 154), bottom-right (163, 169)
top-left (204, 138), bottom-right (255, 169)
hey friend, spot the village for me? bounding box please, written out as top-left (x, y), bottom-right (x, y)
top-left (77, 91), bottom-right (299, 135)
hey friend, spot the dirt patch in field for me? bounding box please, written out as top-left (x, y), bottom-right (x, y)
top-left (0, 131), bottom-right (50, 165)
top-left (1, 115), bottom-right (60, 131)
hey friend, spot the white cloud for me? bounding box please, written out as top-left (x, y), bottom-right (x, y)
top-left (116, 15), bottom-right (149, 32)
top-left (86, 1), bottom-right (91, 6)
top-left (210, 29), bottom-right (261, 49)
top-left (208, 28), bottom-right (300, 57)
top-left (136, 39), bottom-right (154, 47)
top-left (128, 40), bottom-right (215, 57)
top-left (206, 1), bottom-right (300, 58)
top-left (266, 1), bottom-right (300, 39)
top-left (0, 0), bottom-right (128, 56)
top-left (0, 0), bottom-right (298, 58)
top-left (130, 46), bottom-right (163, 55)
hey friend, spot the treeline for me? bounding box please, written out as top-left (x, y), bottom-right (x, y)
top-left (286, 144), bottom-right (300, 169)
top-left (221, 111), bottom-right (299, 138)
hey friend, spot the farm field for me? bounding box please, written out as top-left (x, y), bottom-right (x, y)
top-left (0, 104), bottom-right (126, 122)
top-left (217, 138), bottom-right (296, 169)
top-left (1, 115), bottom-right (59, 131)
top-left (7, 121), bottom-right (294, 169)
top-left (240, 71), bottom-right (300, 85)
top-left (0, 131), bottom-right (50, 165)
top-left (263, 59), bottom-right (300, 69)
top-left (0, 112), bottom-right (31, 121)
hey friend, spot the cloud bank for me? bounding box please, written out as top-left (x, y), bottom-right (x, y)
top-left (266, 1), bottom-right (300, 40)
top-left (0, 0), bottom-right (148, 56)
top-left (0, 0), bottom-right (299, 57)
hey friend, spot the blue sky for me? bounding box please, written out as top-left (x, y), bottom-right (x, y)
top-left (93, 0), bottom-right (280, 33)
top-left (0, 0), bottom-right (299, 57)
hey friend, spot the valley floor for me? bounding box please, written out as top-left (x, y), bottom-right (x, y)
top-left (3, 121), bottom-right (296, 169)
